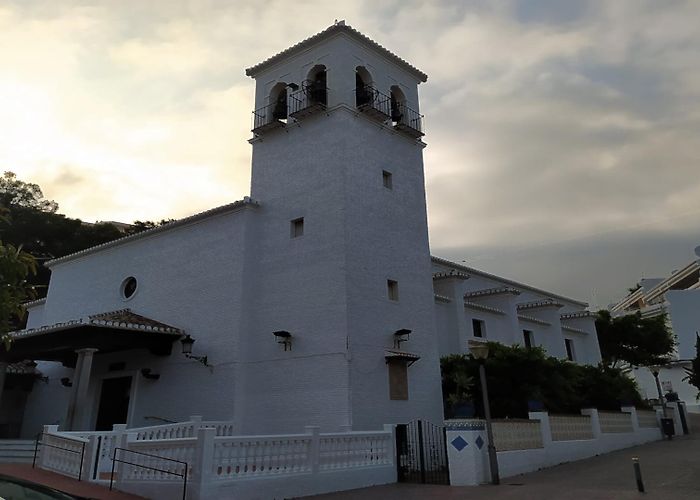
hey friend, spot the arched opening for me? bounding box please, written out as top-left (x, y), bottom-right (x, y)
top-left (305, 65), bottom-right (327, 106)
top-left (355, 66), bottom-right (373, 107)
top-left (390, 85), bottom-right (406, 124)
top-left (270, 82), bottom-right (288, 121)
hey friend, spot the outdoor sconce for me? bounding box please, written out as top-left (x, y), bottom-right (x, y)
top-left (180, 334), bottom-right (212, 368)
top-left (273, 330), bottom-right (293, 351)
top-left (393, 329), bottom-right (412, 349)
top-left (60, 377), bottom-right (72, 387)
top-left (141, 368), bottom-right (161, 380)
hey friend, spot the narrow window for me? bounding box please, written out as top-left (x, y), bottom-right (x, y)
top-left (565, 339), bottom-right (575, 361)
top-left (291, 217), bottom-right (304, 238)
top-left (523, 330), bottom-right (533, 349)
top-left (388, 360), bottom-right (409, 400)
top-left (382, 170), bottom-right (393, 189)
top-left (472, 318), bottom-right (485, 338)
top-left (387, 279), bottom-right (399, 301)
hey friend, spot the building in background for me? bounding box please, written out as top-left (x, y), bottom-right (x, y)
top-left (611, 246), bottom-right (700, 412)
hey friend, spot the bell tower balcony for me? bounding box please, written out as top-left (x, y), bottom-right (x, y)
top-left (251, 102), bottom-right (287, 135)
top-left (392, 102), bottom-right (424, 138)
top-left (289, 80), bottom-right (328, 120)
top-left (356, 84), bottom-right (391, 122)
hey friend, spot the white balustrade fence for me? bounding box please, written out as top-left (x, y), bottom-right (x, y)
top-left (599, 411), bottom-right (633, 433)
top-left (36, 427), bottom-right (88, 480)
top-left (550, 415), bottom-right (594, 441)
top-left (38, 420), bottom-right (396, 500)
top-left (492, 419), bottom-right (543, 451)
top-left (637, 410), bottom-right (659, 428)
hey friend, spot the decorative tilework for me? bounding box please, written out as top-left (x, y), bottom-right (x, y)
top-left (451, 436), bottom-right (468, 451)
top-left (475, 435), bottom-right (484, 449)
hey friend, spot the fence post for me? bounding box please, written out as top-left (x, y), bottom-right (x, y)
top-left (192, 426), bottom-right (216, 500)
top-left (189, 415), bottom-right (203, 437)
top-left (581, 408), bottom-right (601, 443)
top-left (305, 426), bottom-right (321, 475)
top-left (37, 425), bottom-right (59, 469)
top-left (528, 411), bottom-right (552, 447)
top-left (621, 406), bottom-right (639, 433)
top-left (113, 427), bottom-right (132, 490)
top-left (83, 435), bottom-right (99, 482)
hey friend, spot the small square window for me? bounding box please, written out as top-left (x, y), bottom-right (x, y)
top-left (382, 170), bottom-right (393, 189)
top-left (565, 338), bottom-right (575, 361)
top-left (472, 318), bottom-right (485, 338)
top-left (387, 279), bottom-right (399, 301)
top-left (388, 360), bottom-right (408, 400)
top-left (291, 217), bottom-right (304, 238)
top-left (523, 330), bottom-right (533, 349)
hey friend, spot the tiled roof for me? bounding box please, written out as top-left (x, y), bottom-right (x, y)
top-left (560, 311), bottom-right (595, 320)
top-left (10, 309), bottom-right (183, 340)
top-left (433, 271), bottom-right (470, 281)
top-left (517, 299), bottom-right (564, 310)
top-left (23, 297), bottom-right (46, 308)
top-left (245, 21), bottom-right (428, 82)
top-left (6, 361), bottom-right (38, 375)
top-left (434, 294), bottom-right (452, 303)
top-left (385, 349), bottom-right (421, 363)
top-left (464, 286), bottom-right (520, 299)
top-left (464, 301), bottom-right (506, 315)
top-left (562, 325), bottom-right (589, 335)
top-left (517, 314), bottom-right (551, 326)
top-left (432, 256), bottom-right (588, 307)
top-left (46, 198), bottom-right (259, 267)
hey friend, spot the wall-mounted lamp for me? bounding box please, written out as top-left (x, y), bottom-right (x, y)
top-left (273, 330), bottom-right (293, 351)
top-left (141, 368), bottom-right (161, 380)
top-left (180, 335), bottom-right (212, 368)
top-left (393, 329), bottom-right (412, 349)
top-left (60, 377), bottom-right (72, 387)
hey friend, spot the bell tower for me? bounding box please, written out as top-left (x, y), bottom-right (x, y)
top-left (240, 22), bottom-right (443, 432)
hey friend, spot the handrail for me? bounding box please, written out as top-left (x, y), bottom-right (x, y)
top-left (32, 432), bottom-right (87, 481)
top-left (356, 84), bottom-right (391, 118)
top-left (110, 447), bottom-right (188, 500)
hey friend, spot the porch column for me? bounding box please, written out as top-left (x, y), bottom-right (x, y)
top-left (0, 361), bottom-right (8, 410)
top-left (64, 348), bottom-right (98, 431)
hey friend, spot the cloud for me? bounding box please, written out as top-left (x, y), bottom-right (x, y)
top-left (1, 0), bottom-right (699, 304)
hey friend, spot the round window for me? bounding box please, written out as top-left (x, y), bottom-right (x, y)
top-left (121, 276), bottom-right (138, 299)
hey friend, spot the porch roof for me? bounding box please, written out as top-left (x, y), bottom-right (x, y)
top-left (1, 309), bottom-right (183, 365)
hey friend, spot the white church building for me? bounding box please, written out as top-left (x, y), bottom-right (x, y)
top-left (0, 22), bottom-right (601, 440)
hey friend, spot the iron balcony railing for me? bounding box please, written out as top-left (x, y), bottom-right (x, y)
top-left (356, 84), bottom-right (391, 120)
top-left (392, 102), bottom-right (425, 138)
top-left (251, 101), bottom-right (287, 134)
top-left (289, 80), bottom-right (328, 118)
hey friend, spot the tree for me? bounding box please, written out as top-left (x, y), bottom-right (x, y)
top-left (595, 309), bottom-right (675, 368)
top-left (441, 343), bottom-right (645, 419)
top-left (0, 239), bottom-right (36, 347)
top-left (683, 333), bottom-right (700, 399)
top-left (0, 171), bottom-right (58, 213)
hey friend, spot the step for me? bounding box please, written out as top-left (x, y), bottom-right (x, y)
top-left (0, 440), bottom-right (36, 463)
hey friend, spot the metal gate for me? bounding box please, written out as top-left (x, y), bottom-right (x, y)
top-left (396, 420), bottom-right (450, 484)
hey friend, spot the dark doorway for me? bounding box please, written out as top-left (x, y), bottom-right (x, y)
top-left (95, 376), bottom-right (132, 431)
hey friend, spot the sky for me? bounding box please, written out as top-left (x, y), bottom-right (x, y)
top-left (1, 0), bottom-right (699, 307)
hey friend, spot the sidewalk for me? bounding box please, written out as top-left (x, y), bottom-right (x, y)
top-left (0, 463), bottom-right (145, 500)
top-left (308, 419), bottom-right (700, 500)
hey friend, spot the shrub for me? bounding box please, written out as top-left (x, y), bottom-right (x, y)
top-left (441, 343), bottom-right (646, 419)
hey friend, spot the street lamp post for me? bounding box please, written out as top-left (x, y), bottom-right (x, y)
top-left (649, 365), bottom-right (667, 418)
top-left (469, 340), bottom-right (500, 485)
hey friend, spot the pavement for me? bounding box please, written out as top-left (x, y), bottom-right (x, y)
top-left (0, 463), bottom-right (145, 499)
top-left (308, 415), bottom-right (700, 500)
